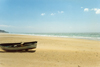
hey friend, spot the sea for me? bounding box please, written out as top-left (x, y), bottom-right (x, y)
top-left (11, 32), bottom-right (100, 41)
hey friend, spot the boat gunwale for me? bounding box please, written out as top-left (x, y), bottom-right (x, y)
top-left (0, 41), bottom-right (37, 45)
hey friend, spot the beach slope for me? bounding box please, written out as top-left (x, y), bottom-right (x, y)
top-left (0, 33), bottom-right (100, 67)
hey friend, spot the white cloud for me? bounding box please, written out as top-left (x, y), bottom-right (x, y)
top-left (51, 13), bottom-right (55, 15)
top-left (58, 11), bottom-right (64, 13)
top-left (41, 13), bottom-right (45, 16)
top-left (91, 8), bottom-right (98, 11)
top-left (0, 25), bottom-right (11, 27)
top-left (84, 8), bottom-right (89, 12)
top-left (91, 8), bottom-right (100, 14)
top-left (93, 8), bottom-right (98, 11)
top-left (61, 11), bottom-right (64, 13)
top-left (83, 7), bottom-right (100, 14)
top-left (96, 9), bottom-right (100, 14)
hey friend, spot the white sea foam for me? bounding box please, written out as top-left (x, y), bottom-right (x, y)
top-left (10, 33), bottom-right (100, 41)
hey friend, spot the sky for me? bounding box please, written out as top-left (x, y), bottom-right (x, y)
top-left (0, 0), bottom-right (100, 33)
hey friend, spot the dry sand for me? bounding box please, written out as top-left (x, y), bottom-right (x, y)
top-left (0, 33), bottom-right (100, 67)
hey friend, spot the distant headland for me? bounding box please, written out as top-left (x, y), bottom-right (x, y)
top-left (0, 29), bottom-right (8, 33)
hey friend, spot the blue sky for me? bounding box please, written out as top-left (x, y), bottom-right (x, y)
top-left (0, 0), bottom-right (100, 33)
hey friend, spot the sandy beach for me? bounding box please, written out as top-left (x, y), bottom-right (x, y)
top-left (0, 33), bottom-right (100, 67)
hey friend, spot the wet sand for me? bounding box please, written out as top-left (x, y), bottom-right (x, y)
top-left (0, 33), bottom-right (100, 67)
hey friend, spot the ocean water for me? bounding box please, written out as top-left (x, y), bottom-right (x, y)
top-left (13, 33), bottom-right (100, 41)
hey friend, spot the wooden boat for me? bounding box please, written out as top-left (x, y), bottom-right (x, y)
top-left (0, 41), bottom-right (37, 51)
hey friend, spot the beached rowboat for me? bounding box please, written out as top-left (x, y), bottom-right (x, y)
top-left (0, 41), bottom-right (37, 51)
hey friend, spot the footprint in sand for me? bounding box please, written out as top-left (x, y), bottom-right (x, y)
top-left (0, 62), bottom-right (4, 66)
top-left (0, 64), bottom-right (3, 67)
top-left (78, 65), bottom-right (81, 67)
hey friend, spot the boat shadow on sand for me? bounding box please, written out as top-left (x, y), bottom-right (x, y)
top-left (0, 49), bottom-right (36, 53)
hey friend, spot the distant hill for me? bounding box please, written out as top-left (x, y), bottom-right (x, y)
top-left (0, 30), bottom-right (8, 33)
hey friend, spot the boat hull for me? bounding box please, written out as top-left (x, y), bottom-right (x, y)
top-left (0, 41), bottom-right (37, 51)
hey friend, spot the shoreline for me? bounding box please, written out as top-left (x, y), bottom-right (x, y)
top-left (7, 33), bottom-right (100, 41)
